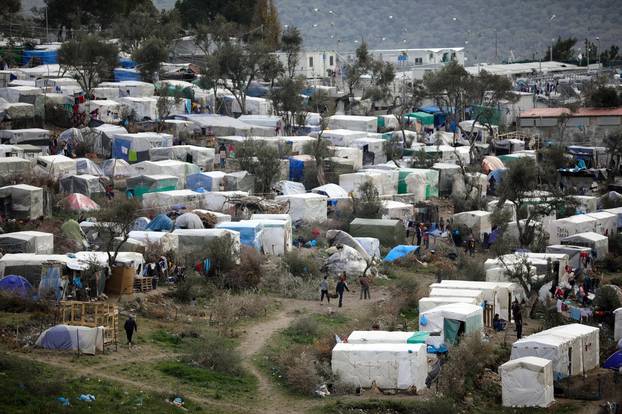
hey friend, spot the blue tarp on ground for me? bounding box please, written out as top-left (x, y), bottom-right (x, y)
top-left (131, 217), bottom-right (151, 231)
top-left (289, 157), bottom-right (305, 182)
top-left (384, 245), bottom-right (419, 262)
top-left (419, 105), bottom-right (442, 114)
top-left (119, 57), bottom-right (137, 69)
top-left (0, 275), bottom-right (32, 297)
top-left (23, 49), bottom-right (58, 65)
top-left (145, 214), bottom-right (173, 232)
top-left (603, 350), bottom-right (622, 370)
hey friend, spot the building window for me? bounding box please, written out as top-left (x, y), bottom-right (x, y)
top-left (329, 55), bottom-right (334, 66)
top-left (429, 53), bottom-right (433, 61)
top-left (415, 57), bottom-right (423, 65)
top-left (309, 57), bottom-right (314, 67)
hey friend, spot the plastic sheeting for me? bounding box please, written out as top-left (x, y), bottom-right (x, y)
top-left (112, 132), bottom-right (173, 163)
top-left (325, 245), bottom-right (368, 278)
top-left (142, 189), bottom-right (205, 211)
top-left (34, 155), bottom-right (77, 179)
top-left (546, 324), bottom-right (600, 374)
top-left (331, 343), bottom-right (427, 390)
top-left (312, 183), bottom-right (348, 199)
top-left (62, 193), bottom-right (100, 212)
top-left (347, 331), bottom-right (422, 344)
top-left (0, 157), bottom-right (30, 177)
top-left (186, 171), bottom-right (226, 192)
top-left (0, 231), bottom-right (53, 254)
top-left (59, 175), bottom-right (105, 197)
top-left (0, 184), bottom-right (43, 220)
top-left (133, 160), bottom-right (200, 189)
top-left (75, 158), bottom-right (104, 176)
top-left (327, 115), bottom-right (378, 133)
top-left (354, 237), bottom-right (381, 258)
top-left (452, 210), bottom-right (492, 240)
top-left (145, 214), bottom-right (174, 231)
top-left (127, 175), bottom-right (178, 198)
top-left (223, 171), bottom-right (255, 193)
top-left (499, 356), bottom-right (554, 408)
top-left (172, 228), bottom-right (240, 266)
top-left (275, 193), bottom-right (327, 223)
top-left (419, 303), bottom-right (483, 348)
top-left (384, 245), bottom-right (419, 262)
top-left (511, 333), bottom-right (572, 379)
top-left (215, 221), bottom-right (263, 251)
top-left (241, 219), bottom-right (289, 255)
top-left (36, 324), bottom-right (104, 355)
top-left (350, 218), bottom-right (406, 247)
top-left (274, 180), bottom-right (306, 195)
top-left (326, 230), bottom-right (371, 262)
top-left (149, 145), bottom-right (215, 170)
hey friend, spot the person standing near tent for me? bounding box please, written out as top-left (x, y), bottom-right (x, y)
top-left (359, 274), bottom-right (370, 300)
top-left (336, 273), bottom-right (350, 308)
top-left (415, 222), bottom-right (422, 246)
top-left (511, 299), bottom-right (523, 339)
top-left (124, 315), bottom-right (137, 348)
top-left (319, 275), bottom-right (330, 304)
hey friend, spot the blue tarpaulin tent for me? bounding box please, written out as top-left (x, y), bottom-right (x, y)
top-left (384, 245), bottom-right (419, 262)
top-left (603, 350), bottom-right (622, 370)
top-left (187, 173), bottom-right (216, 191)
top-left (289, 157), bottom-right (305, 182)
top-left (216, 221), bottom-right (263, 250)
top-left (146, 214), bottom-right (173, 231)
top-left (114, 68), bottom-right (142, 82)
top-left (23, 49), bottom-right (58, 65)
top-left (0, 275), bottom-right (32, 297)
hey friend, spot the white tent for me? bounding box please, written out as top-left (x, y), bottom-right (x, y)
top-left (352, 138), bottom-right (386, 165)
top-left (362, 168), bottom-right (399, 196)
top-left (34, 155), bottom-right (77, 179)
top-left (0, 231), bottom-right (53, 254)
top-left (327, 115), bottom-right (377, 132)
top-left (133, 160), bottom-right (200, 189)
top-left (0, 184), bottom-right (43, 219)
top-left (546, 324), bottom-right (599, 374)
top-left (172, 228), bottom-right (240, 266)
top-left (549, 215), bottom-right (597, 245)
top-left (511, 332), bottom-right (572, 379)
top-left (561, 232), bottom-right (608, 259)
top-left (347, 331), bottom-right (417, 344)
top-left (499, 356), bottom-right (554, 408)
top-left (586, 211), bottom-right (617, 237)
top-left (418, 296), bottom-right (479, 314)
top-left (118, 96), bottom-right (158, 120)
top-left (381, 200), bottom-right (413, 222)
top-left (36, 325), bottom-right (105, 355)
top-left (275, 193), bottom-right (327, 223)
top-left (339, 171), bottom-right (385, 196)
top-left (428, 287), bottom-right (484, 303)
top-left (149, 145), bottom-right (215, 171)
top-left (192, 209), bottom-right (232, 225)
top-left (203, 191), bottom-right (248, 213)
top-left (127, 231), bottom-right (179, 253)
top-left (452, 210), bottom-right (492, 240)
top-left (354, 237), bottom-right (381, 258)
top-left (0, 157), bottom-right (30, 177)
top-left (241, 219), bottom-right (289, 255)
top-left (321, 129), bottom-right (367, 146)
top-left (572, 195), bottom-right (598, 214)
top-left (88, 99), bottom-right (122, 124)
top-left (546, 244), bottom-right (592, 269)
top-left (331, 343), bottom-right (427, 390)
top-left (419, 303), bottom-right (484, 348)
top-left (112, 132), bottom-right (173, 163)
top-left (432, 162), bottom-right (462, 195)
top-left (330, 146), bottom-right (363, 171)
top-left (142, 190), bottom-right (205, 211)
top-left (0, 128), bottom-right (50, 147)
top-left (99, 80), bottom-right (155, 97)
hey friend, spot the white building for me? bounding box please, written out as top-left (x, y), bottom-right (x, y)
top-left (274, 50), bottom-right (338, 79)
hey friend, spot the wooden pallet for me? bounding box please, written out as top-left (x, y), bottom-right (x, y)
top-left (133, 277), bottom-right (153, 293)
top-left (57, 301), bottom-right (119, 348)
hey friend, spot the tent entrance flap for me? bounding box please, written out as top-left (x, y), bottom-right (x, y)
top-left (444, 318), bottom-right (464, 345)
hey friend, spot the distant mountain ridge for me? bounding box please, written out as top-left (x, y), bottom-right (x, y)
top-left (20, 0), bottom-right (622, 65)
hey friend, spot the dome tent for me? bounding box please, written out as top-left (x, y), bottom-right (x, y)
top-left (0, 275), bottom-right (32, 297)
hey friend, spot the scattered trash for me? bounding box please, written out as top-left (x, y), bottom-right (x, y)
top-left (315, 384), bottom-right (330, 397)
top-left (57, 397), bottom-right (70, 406)
top-left (78, 394), bottom-right (96, 402)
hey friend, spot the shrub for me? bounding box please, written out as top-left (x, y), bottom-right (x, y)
top-left (284, 316), bottom-right (320, 344)
top-left (206, 233), bottom-right (237, 277)
top-left (598, 255), bottom-right (622, 273)
top-left (187, 335), bottom-right (242, 376)
top-left (439, 333), bottom-right (495, 401)
top-left (353, 181), bottom-right (381, 219)
top-left (208, 291), bottom-right (271, 334)
top-left (223, 246), bottom-right (263, 290)
top-left (259, 260), bottom-right (318, 299)
top-left (283, 250), bottom-right (321, 279)
top-left (593, 285), bottom-right (621, 313)
top-left (454, 255), bottom-right (486, 281)
top-left (0, 293), bottom-right (53, 313)
top-left (170, 273), bottom-right (209, 303)
top-left (277, 347), bottom-right (320, 395)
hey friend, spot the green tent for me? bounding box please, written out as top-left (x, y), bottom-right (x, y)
top-left (349, 218), bottom-right (406, 247)
top-left (126, 175), bottom-right (178, 198)
top-left (406, 331), bottom-right (429, 344)
top-left (404, 112), bottom-right (434, 127)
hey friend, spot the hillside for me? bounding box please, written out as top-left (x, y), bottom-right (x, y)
top-left (19, 0), bottom-right (622, 64)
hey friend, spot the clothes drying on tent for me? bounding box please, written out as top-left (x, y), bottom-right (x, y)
top-left (146, 214), bottom-right (174, 231)
top-left (0, 275), bottom-right (32, 297)
top-left (36, 324), bottom-right (104, 355)
top-left (384, 245), bottom-right (419, 262)
top-left (62, 193), bottom-right (100, 211)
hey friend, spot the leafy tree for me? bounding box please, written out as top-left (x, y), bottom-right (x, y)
top-left (303, 90), bottom-right (336, 186)
top-left (174, 0), bottom-right (256, 28)
top-left (209, 39), bottom-right (273, 114)
top-left (235, 139), bottom-right (282, 194)
top-left (155, 85), bottom-right (185, 129)
top-left (600, 45), bottom-right (620, 67)
top-left (604, 129), bottom-right (622, 171)
top-left (389, 79), bottom-right (426, 147)
top-left (270, 77), bottom-right (306, 134)
top-left (58, 36), bottom-right (118, 98)
top-left (499, 255), bottom-right (550, 318)
top-left (113, 7), bottom-right (180, 54)
top-left (424, 60), bottom-right (473, 124)
top-left (545, 36), bottom-right (577, 61)
top-left (132, 37), bottom-right (170, 82)
top-left (497, 157), bottom-right (571, 248)
top-left (353, 181), bottom-right (381, 219)
top-left (280, 26), bottom-right (303, 79)
top-left (587, 86), bottom-right (621, 108)
top-left (259, 54), bottom-right (285, 88)
top-left (251, 0), bottom-right (281, 50)
top-left (93, 198), bottom-right (142, 268)
top-left (345, 41), bottom-right (373, 98)
top-left (364, 59), bottom-right (396, 106)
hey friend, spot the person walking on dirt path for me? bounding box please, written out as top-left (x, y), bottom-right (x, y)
top-left (320, 275), bottom-right (330, 304)
top-left (511, 299), bottom-right (523, 339)
top-left (359, 275), bottom-right (370, 300)
top-left (336, 274), bottom-right (350, 308)
top-left (124, 315), bottom-right (137, 348)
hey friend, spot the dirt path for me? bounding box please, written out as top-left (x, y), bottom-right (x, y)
top-left (237, 289), bottom-right (390, 413)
